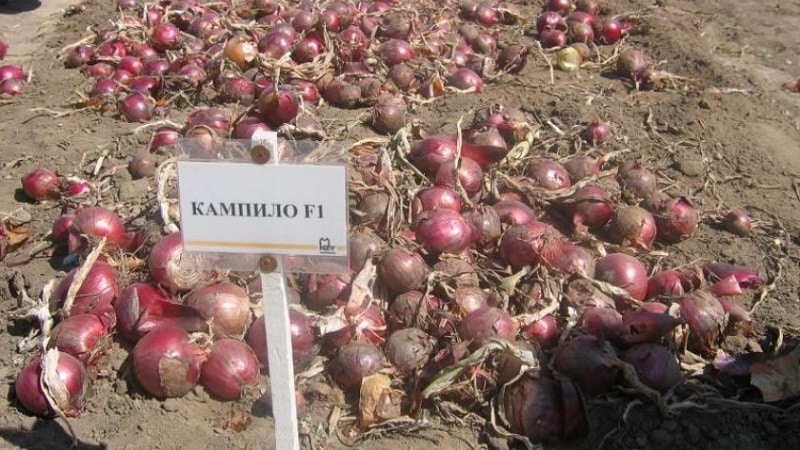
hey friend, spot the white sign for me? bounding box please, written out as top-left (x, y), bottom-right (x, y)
top-left (177, 161), bottom-right (348, 257)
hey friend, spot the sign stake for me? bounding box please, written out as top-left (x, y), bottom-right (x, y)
top-left (259, 255), bottom-right (300, 450)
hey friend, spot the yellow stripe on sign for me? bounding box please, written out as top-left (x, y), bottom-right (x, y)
top-left (184, 240), bottom-right (345, 251)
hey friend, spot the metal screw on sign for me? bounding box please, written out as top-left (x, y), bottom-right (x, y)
top-left (250, 144), bottom-right (271, 165)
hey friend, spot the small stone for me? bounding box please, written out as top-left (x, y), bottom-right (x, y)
top-left (114, 380), bottom-right (128, 395)
top-left (764, 421), bottom-right (779, 435)
top-left (698, 99), bottom-right (712, 109)
top-left (635, 433), bottom-right (648, 447)
top-left (162, 398), bottom-right (181, 412)
top-left (674, 158), bottom-right (704, 177)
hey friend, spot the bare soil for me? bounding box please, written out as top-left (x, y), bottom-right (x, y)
top-left (1, 0), bottom-right (800, 449)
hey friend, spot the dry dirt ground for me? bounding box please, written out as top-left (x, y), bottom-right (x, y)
top-left (1, 0), bottom-right (800, 449)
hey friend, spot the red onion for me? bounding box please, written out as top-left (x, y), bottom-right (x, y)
top-left (719, 298), bottom-right (755, 336)
top-left (553, 334), bottom-right (619, 395)
top-left (60, 177), bottom-right (92, 198)
top-left (258, 29), bottom-right (295, 59)
top-left (149, 126), bottom-right (180, 152)
top-left (495, 44), bottom-right (528, 73)
top-left (581, 307), bottom-right (625, 342)
top-left (594, 253), bottom-right (649, 301)
top-left (83, 62), bottom-right (114, 79)
top-left (502, 372), bottom-right (588, 444)
top-left (414, 209), bottom-right (473, 255)
top-left (620, 308), bottom-right (683, 346)
top-left (378, 39), bottom-right (415, 65)
top-left (539, 29), bottom-right (567, 48)
top-left (246, 310), bottom-right (318, 370)
top-left (292, 35), bottom-right (324, 63)
top-left (379, 248), bottom-right (428, 294)
top-left (616, 49), bottom-right (650, 83)
top-left (67, 206), bottom-right (131, 253)
top-left (15, 352), bottom-right (89, 418)
top-left (568, 22), bottom-right (594, 44)
top-left (49, 314), bottom-right (110, 365)
top-left (0, 64), bottom-right (24, 81)
top-left (115, 282), bottom-right (206, 342)
top-left (621, 344), bottom-right (681, 392)
top-left (52, 214), bottom-right (75, 243)
top-left (463, 205), bottom-right (502, 250)
top-left (651, 197), bottom-right (699, 243)
top-left (301, 268), bottom-right (353, 311)
top-left (200, 339), bottom-right (259, 400)
top-left (575, 0), bottom-right (599, 16)
top-left (184, 108), bottom-right (222, 133)
top-left (129, 76), bottom-right (161, 96)
top-left (702, 262), bottom-right (764, 288)
top-left (142, 58), bottom-right (170, 76)
top-left (526, 157), bottom-right (571, 190)
top-left (722, 210), bottom-right (752, 236)
top-left (324, 303), bottom-right (387, 349)
top-left (329, 342), bottom-right (385, 391)
top-left (21, 168), bottom-right (60, 202)
top-left (387, 290), bottom-right (443, 331)
top-left (552, 242), bottom-right (595, 277)
top-left (151, 22), bottom-right (181, 51)
top-left (498, 221), bottom-right (552, 270)
top-left (522, 315), bottom-right (560, 349)
top-left (545, 0), bottom-right (572, 13)
top-left (607, 206), bottom-right (657, 249)
top-left (711, 275), bottom-right (742, 296)
top-left (584, 121), bottom-right (612, 145)
top-left (322, 78), bottom-right (362, 108)
top-left (447, 68), bottom-right (483, 92)
top-left (679, 291), bottom-right (726, 356)
top-left (128, 152), bottom-right (155, 179)
top-left (0, 78), bottom-right (24, 96)
top-left (493, 200), bottom-right (537, 225)
top-left (412, 186), bottom-right (462, 219)
top-left (594, 18), bottom-right (622, 45)
top-left (219, 77), bottom-right (256, 105)
top-left (148, 232), bottom-right (216, 293)
top-left (646, 270), bottom-right (691, 299)
top-left (564, 155), bottom-right (603, 182)
top-left (185, 282), bottom-right (253, 339)
top-left (348, 229), bottom-right (385, 271)
top-left (459, 306), bottom-right (519, 346)
top-left (617, 160), bottom-right (657, 201)
top-left (289, 78), bottom-right (319, 102)
top-left (536, 11), bottom-right (566, 34)
top-left (567, 184), bottom-right (614, 230)
top-left (450, 285), bottom-right (488, 317)
top-left (258, 87), bottom-right (300, 126)
top-left (0, 39), bottom-right (8, 59)
top-left (434, 156), bottom-right (484, 198)
top-left (385, 328), bottom-right (435, 374)
top-left (132, 325), bottom-right (207, 398)
top-left (371, 95), bottom-right (406, 134)
top-left (118, 92), bottom-right (154, 122)
top-left (232, 115), bottom-right (272, 139)
top-left (53, 260), bottom-right (119, 322)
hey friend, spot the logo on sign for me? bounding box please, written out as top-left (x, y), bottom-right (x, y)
top-left (319, 237), bottom-right (336, 254)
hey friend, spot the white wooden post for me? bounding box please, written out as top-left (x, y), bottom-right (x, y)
top-left (260, 257), bottom-right (300, 450)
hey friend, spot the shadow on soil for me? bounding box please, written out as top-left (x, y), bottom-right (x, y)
top-left (0, 0), bottom-right (42, 14)
top-left (0, 419), bottom-right (106, 449)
